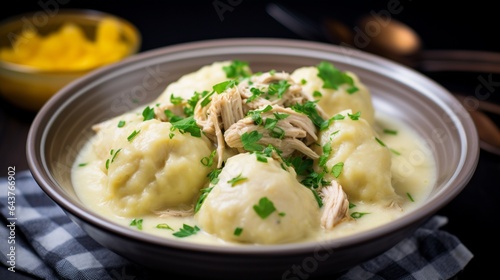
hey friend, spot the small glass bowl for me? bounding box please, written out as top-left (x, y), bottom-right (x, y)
top-left (0, 9), bottom-right (141, 111)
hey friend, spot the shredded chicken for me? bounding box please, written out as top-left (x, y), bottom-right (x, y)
top-left (320, 181), bottom-right (350, 230)
top-left (154, 207), bottom-right (194, 218)
top-left (194, 71), bottom-right (322, 167)
top-left (224, 106), bottom-right (319, 159)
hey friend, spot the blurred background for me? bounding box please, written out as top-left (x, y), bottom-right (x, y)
top-left (1, 0), bottom-right (498, 279)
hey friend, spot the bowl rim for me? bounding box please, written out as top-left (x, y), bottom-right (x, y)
top-left (27, 37), bottom-right (480, 255)
top-left (0, 8), bottom-right (142, 74)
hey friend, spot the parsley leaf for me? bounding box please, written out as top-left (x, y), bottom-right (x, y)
top-left (156, 223), bottom-right (174, 230)
top-left (233, 227), bottom-right (243, 236)
top-left (331, 162), bottom-right (344, 178)
top-left (223, 60), bottom-right (251, 79)
top-left (351, 212), bottom-right (370, 219)
top-left (291, 101), bottom-right (324, 128)
top-left (194, 187), bottom-right (213, 213)
top-left (253, 197), bottom-right (277, 219)
top-left (227, 173), bottom-right (247, 187)
top-left (173, 224), bottom-right (200, 238)
top-left (171, 116), bottom-right (201, 137)
top-left (268, 80), bottom-right (290, 99)
top-left (170, 94), bottom-right (183, 105)
top-left (127, 130), bottom-right (140, 142)
top-left (207, 168), bottom-right (222, 184)
top-left (383, 128), bottom-right (398, 135)
top-left (318, 143), bottom-right (332, 167)
top-left (142, 106), bottom-right (155, 121)
top-left (241, 131), bottom-right (264, 152)
top-left (348, 111), bottom-right (361, 120)
top-left (213, 80), bottom-right (237, 94)
top-left (316, 61), bottom-right (356, 91)
top-left (129, 218), bottom-right (143, 230)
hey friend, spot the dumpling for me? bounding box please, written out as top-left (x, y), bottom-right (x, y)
top-left (317, 110), bottom-right (401, 207)
top-left (103, 119), bottom-right (214, 217)
top-left (195, 152), bottom-right (320, 244)
top-left (90, 111), bottom-right (144, 161)
top-left (291, 66), bottom-right (375, 124)
top-left (155, 60), bottom-right (235, 104)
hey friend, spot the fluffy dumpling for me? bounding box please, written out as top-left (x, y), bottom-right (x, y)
top-left (291, 66), bottom-right (375, 124)
top-left (195, 153), bottom-right (320, 244)
top-left (155, 61), bottom-right (237, 104)
top-left (102, 119), bottom-right (214, 217)
top-left (317, 110), bottom-right (401, 207)
top-left (90, 111), bottom-right (144, 160)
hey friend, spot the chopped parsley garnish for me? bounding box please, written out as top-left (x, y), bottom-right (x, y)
top-left (156, 223), bottom-right (174, 230)
top-left (349, 202), bottom-right (356, 209)
top-left (142, 106), bottom-right (155, 121)
top-left (289, 156), bottom-right (313, 176)
top-left (406, 192), bottom-right (415, 202)
top-left (207, 168), bottom-right (222, 184)
top-left (201, 150), bottom-right (217, 167)
top-left (383, 128), bottom-right (398, 135)
top-left (172, 224), bottom-right (200, 238)
top-left (223, 60), bottom-right (251, 79)
top-left (227, 173), bottom-right (247, 187)
top-left (390, 148), bottom-right (401, 155)
top-left (111, 148), bottom-right (121, 163)
top-left (171, 116), bottom-right (201, 137)
top-left (300, 78), bottom-right (307, 85)
top-left (105, 148), bottom-right (122, 170)
top-left (331, 162), bottom-right (344, 178)
top-left (301, 170), bottom-right (329, 189)
top-left (78, 163), bottom-right (87, 167)
top-left (347, 111), bottom-right (361, 120)
top-left (263, 113), bottom-right (288, 139)
top-left (310, 188), bottom-right (323, 208)
top-left (267, 80), bottom-right (290, 99)
top-left (291, 101), bottom-right (325, 128)
top-left (247, 105), bottom-right (272, 125)
top-left (127, 130), bottom-right (140, 142)
top-left (313, 90), bottom-right (322, 97)
top-left (164, 109), bottom-right (183, 122)
top-left (320, 113), bottom-right (345, 130)
top-left (253, 144), bottom-right (284, 163)
top-left (184, 91), bottom-right (202, 116)
top-left (194, 187), bottom-right (213, 213)
top-left (170, 94), bottom-right (183, 105)
top-left (129, 218), bottom-right (143, 230)
top-left (200, 90), bottom-right (215, 107)
top-left (241, 131), bottom-right (264, 152)
top-left (253, 197), bottom-right (276, 219)
top-left (117, 120), bottom-right (126, 127)
top-left (213, 80), bottom-right (237, 94)
top-left (375, 137), bottom-right (386, 147)
top-left (247, 87), bottom-right (265, 103)
top-left (200, 80), bottom-right (237, 107)
top-left (318, 143), bottom-right (332, 167)
top-left (233, 227), bottom-right (243, 236)
top-left (316, 61), bottom-right (358, 93)
top-left (351, 212), bottom-right (370, 219)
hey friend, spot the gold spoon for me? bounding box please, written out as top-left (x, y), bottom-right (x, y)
top-left (267, 3), bottom-right (500, 154)
top-left (349, 15), bottom-right (500, 154)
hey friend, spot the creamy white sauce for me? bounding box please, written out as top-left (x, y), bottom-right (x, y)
top-left (71, 111), bottom-right (436, 246)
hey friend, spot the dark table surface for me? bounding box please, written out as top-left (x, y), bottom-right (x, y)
top-left (1, 1), bottom-right (499, 279)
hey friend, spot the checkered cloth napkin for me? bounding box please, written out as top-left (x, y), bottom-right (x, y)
top-left (0, 170), bottom-right (473, 280)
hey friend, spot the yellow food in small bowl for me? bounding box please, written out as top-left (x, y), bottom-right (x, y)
top-left (0, 10), bottom-right (141, 111)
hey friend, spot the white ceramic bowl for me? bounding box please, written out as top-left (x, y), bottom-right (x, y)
top-left (26, 38), bottom-right (479, 279)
